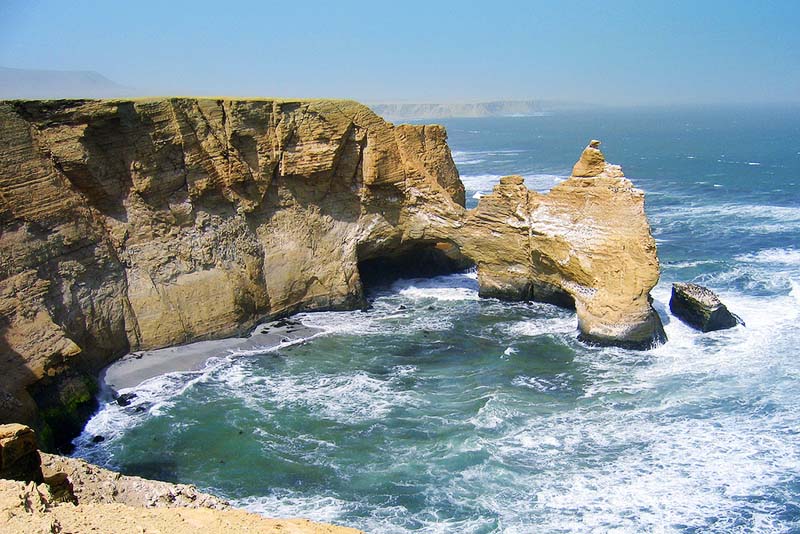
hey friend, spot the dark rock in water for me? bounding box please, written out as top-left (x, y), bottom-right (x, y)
top-left (91, 435), bottom-right (105, 444)
top-left (116, 392), bottom-right (137, 407)
top-left (669, 283), bottom-right (743, 332)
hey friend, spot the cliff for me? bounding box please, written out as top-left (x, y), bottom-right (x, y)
top-left (0, 98), bottom-right (664, 445)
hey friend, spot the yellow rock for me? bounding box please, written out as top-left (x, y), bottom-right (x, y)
top-left (0, 98), bottom-right (665, 436)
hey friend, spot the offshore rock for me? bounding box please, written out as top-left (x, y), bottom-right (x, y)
top-left (670, 282), bottom-right (743, 332)
top-left (0, 98), bottom-right (664, 441)
top-left (459, 144), bottom-right (666, 350)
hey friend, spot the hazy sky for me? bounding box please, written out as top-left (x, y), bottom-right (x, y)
top-left (1, 0), bottom-right (798, 105)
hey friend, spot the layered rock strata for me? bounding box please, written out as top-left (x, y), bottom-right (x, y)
top-left (0, 98), bottom-right (664, 443)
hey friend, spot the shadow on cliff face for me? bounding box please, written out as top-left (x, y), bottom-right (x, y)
top-left (357, 241), bottom-right (474, 293)
top-left (0, 320), bottom-right (39, 428)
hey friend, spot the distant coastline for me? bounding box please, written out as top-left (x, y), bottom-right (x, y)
top-left (368, 100), bottom-right (582, 121)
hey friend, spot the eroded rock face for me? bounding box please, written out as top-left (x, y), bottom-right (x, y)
top-left (0, 98), bottom-right (664, 441)
top-left (458, 142), bottom-right (666, 349)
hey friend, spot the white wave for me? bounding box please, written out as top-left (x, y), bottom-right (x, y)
top-left (72, 354), bottom-right (238, 463)
top-left (511, 374), bottom-right (572, 393)
top-left (236, 491), bottom-right (354, 524)
top-left (653, 203), bottom-right (800, 235)
top-left (460, 173), bottom-right (568, 196)
top-left (226, 331), bottom-right (326, 357)
top-left (468, 394), bottom-right (521, 429)
top-left (393, 275), bottom-right (479, 302)
top-left (735, 247), bottom-right (800, 265)
top-left (665, 259), bottom-right (718, 269)
top-left (224, 368), bottom-right (418, 424)
top-left (393, 365), bottom-right (418, 377)
top-left (506, 313), bottom-right (576, 337)
top-left (646, 279), bottom-right (798, 382)
top-left (658, 203), bottom-right (800, 223)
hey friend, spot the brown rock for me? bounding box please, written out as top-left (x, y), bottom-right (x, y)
top-left (0, 424), bottom-right (42, 483)
top-left (457, 160), bottom-right (665, 349)
top-left (0, 476), bottom-right (362, 534)
top-left (571, 139), bottom-right (607, 177)
top-left (0, 98), bottom-right (665, 441)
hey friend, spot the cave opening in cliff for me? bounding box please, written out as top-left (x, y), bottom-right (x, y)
top-left (357, 241), bottom-right (474, 292)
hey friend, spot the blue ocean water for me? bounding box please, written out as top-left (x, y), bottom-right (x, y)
top-left (74, 106), bottom-right (800, 533)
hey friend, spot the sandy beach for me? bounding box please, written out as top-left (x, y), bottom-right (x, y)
top-left (101, 319), bottom-right (323, 391)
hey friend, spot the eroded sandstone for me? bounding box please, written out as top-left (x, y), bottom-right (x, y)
top-left (0, 98), bottom-right (664, 444)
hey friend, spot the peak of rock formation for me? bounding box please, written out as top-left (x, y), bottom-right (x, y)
top-left (571, 139), bottom-right (606, 177)
top-left (0, 98), bottom-right (664, 445)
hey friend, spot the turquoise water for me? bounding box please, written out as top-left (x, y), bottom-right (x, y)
top-left (74, 106), bottom-right (800, 533)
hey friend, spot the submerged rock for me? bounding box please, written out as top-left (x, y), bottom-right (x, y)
top-left (670, 283), bottom-right (743, 332)
top-left (115, 392), bottom-right (137, 407)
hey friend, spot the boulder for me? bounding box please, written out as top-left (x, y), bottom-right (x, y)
top-left (670, 283), bottom-right (743, 332)
top-left (0, 423), bottom-right (43, 482)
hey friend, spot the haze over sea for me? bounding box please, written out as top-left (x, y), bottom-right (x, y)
top-left (74, 105), bottom-right (800, 533)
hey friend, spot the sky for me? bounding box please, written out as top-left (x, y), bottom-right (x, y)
top-left (1, 0), bottom-right (798, 105)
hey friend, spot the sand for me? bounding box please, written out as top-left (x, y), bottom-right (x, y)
top-left (101, 319), bottom-right (323, 391)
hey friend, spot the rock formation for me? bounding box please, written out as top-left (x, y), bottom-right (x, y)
top-left (0, 98), bottom-right (664, 445)
top-left (0, 424), bottom-right (43, 483)
top-left (0, 425), bottom-right (362, 534)
top-left (670, 282), bottom-right (743, 332)
top-left (459, 141), bottom-right (665, 349)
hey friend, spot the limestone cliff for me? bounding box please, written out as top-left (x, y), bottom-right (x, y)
top-left (0, 98), bottom-right (664, 445)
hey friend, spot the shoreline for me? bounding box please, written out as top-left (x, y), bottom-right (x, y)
top-left (101, 319), bottom-right (324, 391)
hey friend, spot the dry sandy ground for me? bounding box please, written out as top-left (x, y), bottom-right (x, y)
top-left (1, 454), bottom-right (361, 534)
top-left (0, 480), bottom-right (360, 534)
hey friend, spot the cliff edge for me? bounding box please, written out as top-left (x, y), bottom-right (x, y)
top-left (0, 98), bottom-right (664, 444)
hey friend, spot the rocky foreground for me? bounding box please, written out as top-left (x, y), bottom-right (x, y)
top-left (0, 424), bottom-right (361, 533)
top-left (0, 98), bottom-right (664, 445)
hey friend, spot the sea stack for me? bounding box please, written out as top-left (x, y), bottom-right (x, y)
top-left (670, 282), bottom-right (743, 332)
top-left (460, 139), bottom-right (667, 349)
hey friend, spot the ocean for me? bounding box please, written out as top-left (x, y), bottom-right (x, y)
top-left (73, 106), bottom-right (800, 533)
